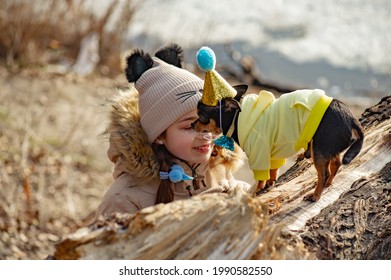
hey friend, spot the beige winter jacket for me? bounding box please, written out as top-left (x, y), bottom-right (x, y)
top-left (94, 87), bottom-right (250, 219)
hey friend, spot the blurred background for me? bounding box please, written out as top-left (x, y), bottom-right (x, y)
top-left (0, 0), bottom-right (390, 259)
top-left (127, 0), bottom-right (390, 106)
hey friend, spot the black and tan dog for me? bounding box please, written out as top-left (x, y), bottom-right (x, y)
top-left (192, 85), bottom-right (364, 202)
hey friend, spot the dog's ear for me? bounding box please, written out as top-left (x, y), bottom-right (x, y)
top-left (125, 49), bottom-right (154, 83)
top-left (233, 84), bottom-right (248, 102)
top-left (155, 43), bottom-right (183, 68)
top-left (224, 99), bottom-right (241, 112)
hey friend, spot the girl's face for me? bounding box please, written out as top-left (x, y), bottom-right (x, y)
top-left (160, 109), bottom-right (215, 166)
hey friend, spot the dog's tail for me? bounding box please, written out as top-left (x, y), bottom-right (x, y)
top-left (342, 118), bottom-right (364, 165)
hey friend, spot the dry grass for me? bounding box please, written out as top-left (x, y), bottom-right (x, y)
top-left (0, 0), bottom-right (140, 75)
top-left (0, 0), bottom-right (143, 259)
top-left (0, 66), bottom-right (130, 259)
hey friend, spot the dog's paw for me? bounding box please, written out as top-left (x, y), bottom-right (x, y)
top-left (255, 189), bottom-right (268, 196)
top-left (255, 186), bottom-right (273, 196)
top-left (266, 179), bottom-right (276, 187)
top-left (303, 193), bottom-right (320, 202)
top-left (325, 183), bottom-right (333, 188)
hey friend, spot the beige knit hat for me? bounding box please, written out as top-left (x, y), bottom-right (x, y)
top-left (125, 44), bottom-right (204, 143)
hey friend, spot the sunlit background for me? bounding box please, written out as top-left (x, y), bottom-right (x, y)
top-left (122, 0), bottom-right (391, 104)
top-left (0, 0), bottom-right (390, 260)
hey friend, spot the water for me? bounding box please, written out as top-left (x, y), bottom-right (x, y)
top-left (118, 0), bottom-right (391, 105)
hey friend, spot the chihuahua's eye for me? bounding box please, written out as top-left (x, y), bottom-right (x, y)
top-left (191, 120), bottom-right (198, 129)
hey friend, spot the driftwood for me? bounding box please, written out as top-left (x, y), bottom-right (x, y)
top-left (53, 188), bottom-right (313, 260)
top-left (301, 161), bottom-right (391, 259)
top-left (53, 96), bottom-right (390, 260)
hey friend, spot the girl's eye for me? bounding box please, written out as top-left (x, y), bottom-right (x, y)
top-left (178, 119), bottom-right (197, 130)
top-left (180, 121), bottom-right (195, 130)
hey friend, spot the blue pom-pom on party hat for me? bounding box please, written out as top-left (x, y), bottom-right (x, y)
top-left (196, 46), bottom-right (236, 106)
top-left (196, 46), bottom-right (216, 72)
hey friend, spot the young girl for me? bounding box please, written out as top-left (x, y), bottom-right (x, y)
top-left (94, 44), bottom-right (250, 218)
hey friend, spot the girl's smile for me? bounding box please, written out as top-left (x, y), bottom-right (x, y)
top-left (193, 143), bottom-right (212, 153)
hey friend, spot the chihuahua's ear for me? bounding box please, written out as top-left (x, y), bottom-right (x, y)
top-left (233, 84), bottom-right (248, 102)
top-left (155, 43), bottom-right (184, 68)
top-left (225, 99), bottom-right (241, 112)
top-left (125, 49), bottom-right (154, 83)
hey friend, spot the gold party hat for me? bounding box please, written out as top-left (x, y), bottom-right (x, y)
top-left (202, 70), bottom-right (237, 106)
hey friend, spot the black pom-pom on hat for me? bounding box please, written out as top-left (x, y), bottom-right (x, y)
top-left (155, 43), bottom-right (183, 68)
top-left (125, 49), bottom-right (154, 83)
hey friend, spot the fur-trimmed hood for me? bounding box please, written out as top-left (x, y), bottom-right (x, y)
top-left (104, 86), bottom-right (246, 185)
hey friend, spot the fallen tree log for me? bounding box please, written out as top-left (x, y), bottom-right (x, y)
top-left (52, 188), bottom-right (313, 260)
top-left (301, 161), bottom-right (391, 259)
top-left (52, 96), bottom-right (390, 260)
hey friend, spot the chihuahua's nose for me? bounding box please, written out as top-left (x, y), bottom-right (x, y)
top-left (196, 132), bottom-right (216, 141)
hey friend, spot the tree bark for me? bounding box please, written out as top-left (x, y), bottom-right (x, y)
top-left (52, 188), bottom-right (313, 260)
